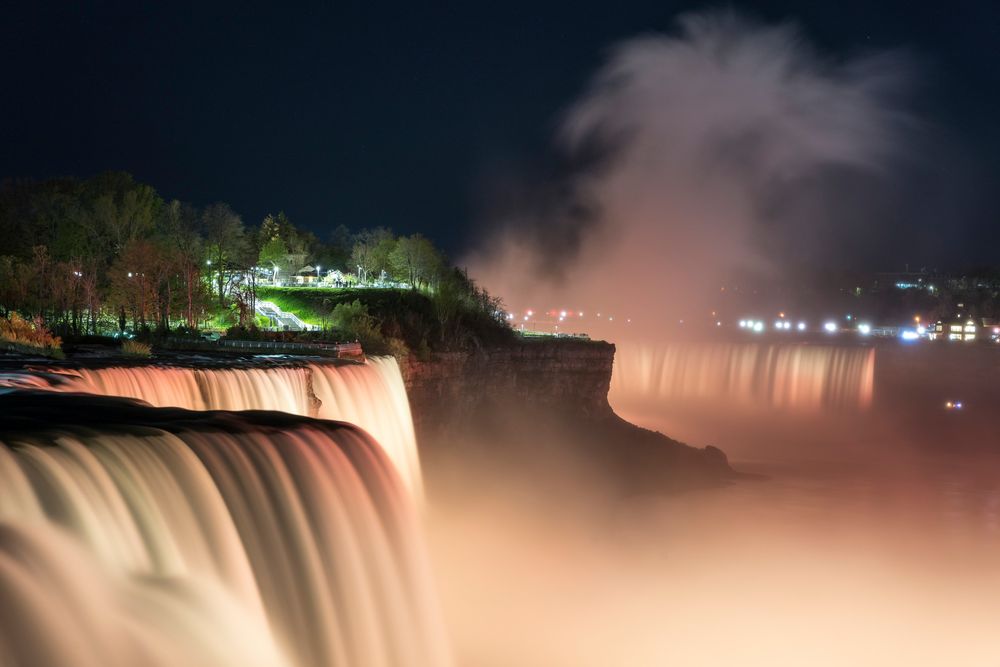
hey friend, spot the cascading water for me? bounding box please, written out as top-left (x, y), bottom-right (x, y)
top-left (0, 393), bottom-right (450, 667)
top-left (611, 341), bottom-right (875, 412)
top-left (0, 357), bottom-right (422, 497)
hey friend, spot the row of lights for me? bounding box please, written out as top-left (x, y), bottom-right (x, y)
top-left (739, 319), bottom-right (807, 332)
top-left (739, 318), bottom-right (879, 335)
top-left (513, 309), bottom-right (631, 324)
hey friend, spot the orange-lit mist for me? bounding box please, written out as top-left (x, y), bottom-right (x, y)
top-left (441, 12), bottom-right (1000, 665)
top-left (424, 340), bottom-right (1000, 665)
top-left (467, 11), bottom-right (912, 338)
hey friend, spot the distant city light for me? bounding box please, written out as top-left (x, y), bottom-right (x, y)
top-left (739, 320), bottom-right (747, 328)
top-left (752, 321), bottom-right (764, 333)
top-left (901, 330), bottom-right (919, 341)
top-left (823, 321), bottom-right (837, 333)
top-left (797, 322), bottom-right (806, 331)
top-left (858, 323), bottom-right (871, 335)
top-left (560, 310), bottom-right (567, 317)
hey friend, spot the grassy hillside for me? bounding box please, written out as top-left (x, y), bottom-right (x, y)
top-left (257, 287), bottom-right (514, 353)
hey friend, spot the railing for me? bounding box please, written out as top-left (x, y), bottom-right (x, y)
top-left (164, 338), bottom-right (364, 360)
top-left (255, 300), bottom-right (318, 332)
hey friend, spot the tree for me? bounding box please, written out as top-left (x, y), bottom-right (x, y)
top-left (259, 236), bottom-right (289, 282)
top-left (201, 203), bottom-right (247, 307)
top-left (159, 200), bottom-right (207, 328)
top-left (319, 224), bottom-right (353, 272)
top-left (391, 233), bottom-right (443, 289)
top-left (85, 171), bottom-right (161, 258)
top-left (107, 239), bottom-right (159, 331)
top-left (352, 228), bottom-right (394, 284)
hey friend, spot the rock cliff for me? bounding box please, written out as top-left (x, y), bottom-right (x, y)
top-left (400, 339), bottom-right (732, 491)
top-left (401, 339), bottom-right (616, 432)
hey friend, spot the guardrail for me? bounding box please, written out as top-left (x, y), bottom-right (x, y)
top-left (164, 338), bottom-right (364, 359)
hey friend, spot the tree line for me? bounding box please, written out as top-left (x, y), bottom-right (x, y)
top-left (0, 171), bottom-right (499, 338)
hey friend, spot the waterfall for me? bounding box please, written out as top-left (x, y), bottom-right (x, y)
top-left (0, 393), bottom-right (450, 667)
top-left (311, 358), bottom-right (423, 499)
top-left (611, 341), bottom-right (875, 412)
top-left (0, 357), bottom-right (422, 497)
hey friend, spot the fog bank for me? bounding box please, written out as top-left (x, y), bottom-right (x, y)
top-left (467, 11), bottom-right (913, 337)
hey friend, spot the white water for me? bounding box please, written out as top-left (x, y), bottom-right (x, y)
top-left (0, 406), bottom-right (449, 667)
top-left (1, 358), bottom-right (422, 498)
top-left (611, 341), bottom-right (875, 413)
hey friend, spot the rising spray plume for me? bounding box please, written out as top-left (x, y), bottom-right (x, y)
top-left (467, 10), bottom-right (914, 337)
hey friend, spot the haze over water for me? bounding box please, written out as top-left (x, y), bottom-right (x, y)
top-left (451, 12), bottom-right (1000, 663)
top-left (427, 338), bottom-right (1000, 665)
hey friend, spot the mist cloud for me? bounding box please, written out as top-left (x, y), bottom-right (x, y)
top-left (467, 10), bottom-right (915, 332)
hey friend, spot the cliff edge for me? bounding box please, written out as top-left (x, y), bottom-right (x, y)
top-left (401, 339), bottom-right (732, 492)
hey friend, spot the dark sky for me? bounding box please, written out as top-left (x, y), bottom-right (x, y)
top-left (2, 1), bottom-right (998, 263)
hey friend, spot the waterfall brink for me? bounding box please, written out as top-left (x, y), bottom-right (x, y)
top-left (0, 393), bottom-right (450, 667)
top-left (611, 341), bottom-right (875, 412)
top-left (311, 358), bottom-right (423, 499)
top-left (1, 357), bottom-right (422, 497)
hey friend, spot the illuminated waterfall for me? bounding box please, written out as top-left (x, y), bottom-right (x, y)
top-left (0, 394), bottom-right (450, 667)
top-left (311, 358), bottom-right (423, 499)
top-left (611, 341), bottom-right (875, 411)
top-left (1, 358), bottom-right (422, 497)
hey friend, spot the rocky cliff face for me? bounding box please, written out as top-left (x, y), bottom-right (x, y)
top-left (401, 339), bottom-right (616, 433)
top-left (400, 339), bottom-right (732, 491)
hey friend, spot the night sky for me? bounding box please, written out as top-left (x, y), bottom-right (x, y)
top-left (2, 1), bottom-right (998, 264)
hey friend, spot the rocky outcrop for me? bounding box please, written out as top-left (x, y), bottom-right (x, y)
top-left (401, 339), bottom-right (616, 432)
top-left (400, 339), bottom-right (733, 491)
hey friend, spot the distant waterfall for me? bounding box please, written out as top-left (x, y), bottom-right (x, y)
top-left (611, 342), bottom-right (875, 412)
top-left (0, 394), bottom-right (450, 667)
top-left (1, 358), bottom-right (422, 497)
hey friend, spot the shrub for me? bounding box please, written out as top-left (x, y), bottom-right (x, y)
top-left (173, 324), bottom-right (201, 339)
top-left (121, 339), bottom-right (152, 358)
top-left (0, 313), bottom-right (63, 358)
top-left (331, 300), bottom-right (384, 349)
